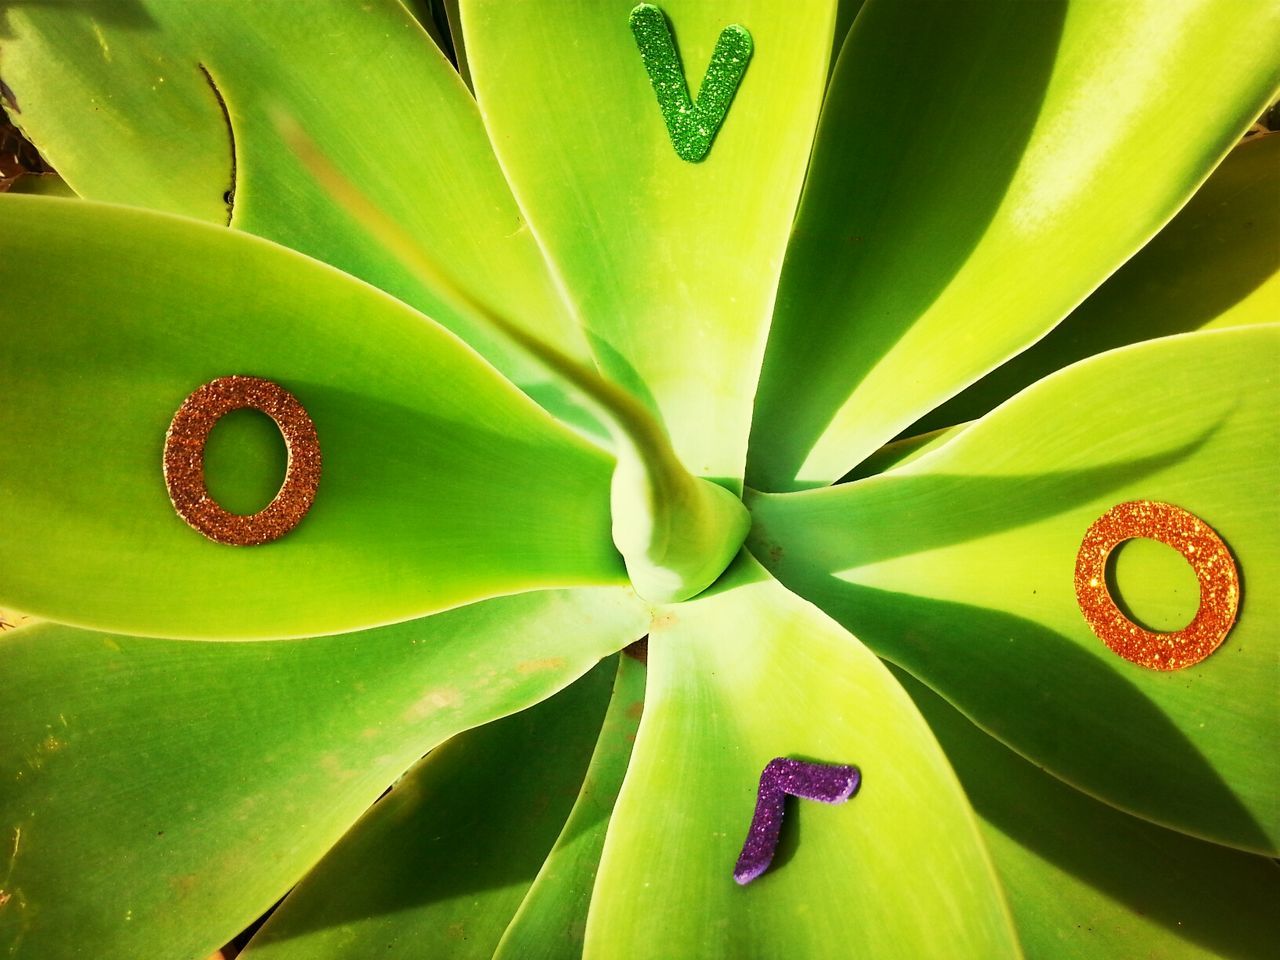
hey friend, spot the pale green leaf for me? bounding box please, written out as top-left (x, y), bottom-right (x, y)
top-left (916, 133), bottom-right (1280, 434)
top-left (748, 0), bottom-right (1280, 490)
top-left (0, 196), bottom-right (623, 639)
top-left (461, 0), bottom-right (837, 487)
top-left (0, 0), bottom-right (598, 431)
top-left (586, 555), bottom-right (1020, 960)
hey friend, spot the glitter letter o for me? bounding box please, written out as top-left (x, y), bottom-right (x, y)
top-left (1074, 500), bottom-right (1239, 671)
top-left (163, 376), bottom-right (321, 546)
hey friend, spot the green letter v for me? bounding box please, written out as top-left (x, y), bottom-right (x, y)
top-left (630, 3), bottom-right (753, 163)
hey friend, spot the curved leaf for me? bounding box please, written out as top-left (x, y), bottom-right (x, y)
top-left (403, 0), bottom-right (457, 60)
top-left (494, 654), bottom-right (646, 960)
top-left (241, 657), bottom-right (617, 960)
top-left (0, 196), bottom-right (623, 639)
top-left (586, 556), bottom-right (1020, 960)
top-left (0, 588), bottom-right (648, 960)
top-left (0, 0), bottom-right (597, 430)
top-left (461, 0), bottom-right (837, 487)
top-left (829, 1), bottom-right (866, 73)
top-left (749, 326), bottom-right (1280, 852)
top-left (4, 172), bottom-right (75, 198)
top-left (840, 422), bottom-right (968, 483)
top-left (442, 0), bottom-right (474, 91)
top-left (747, 0), bottom-right (1280, 490)
top-left (916, 133), bottom-right (1280, 434)
top-left (899, 669), bottom-right (1280, 960)
top-left (361, 250), bottom-right (751, 605)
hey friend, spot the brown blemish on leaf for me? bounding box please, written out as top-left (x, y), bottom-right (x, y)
top-left (650, 611), bottom-right (677, 630)
top-left (446, 921), bottom-right (466, 940)
top-left (402, 687), bottom-right (462, 721)
top-left (625, 700), bottom-right (644, 720)
top-left (623, 637), bottom-right (648, 663)
top-left (319, 752), bottom-right (355, 781)
top-left (171, 873), bottom-right (200, 896)
top-left (516, 657), bottom-right (567, 674)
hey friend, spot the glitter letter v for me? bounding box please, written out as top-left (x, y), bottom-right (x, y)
top-left (630, 3), bottom-right (753, 163)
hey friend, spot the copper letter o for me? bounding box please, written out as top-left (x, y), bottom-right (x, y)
top-left (1074, 500), bottom-right (1239, 671)
top-left (164, 376), bottom-right (321, 545)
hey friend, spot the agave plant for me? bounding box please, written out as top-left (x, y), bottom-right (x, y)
top-left (0, 1), bottom-right (1277, 958)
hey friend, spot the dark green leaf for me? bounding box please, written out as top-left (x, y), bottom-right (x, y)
top-left (494, 654), bottom-right (646, 959)
top-left (241, 658), bottom-right (618, 959)
top-left (0, 589), bottom-right (647, 960)
top-left (900, 669), bottom-right (1280, 960)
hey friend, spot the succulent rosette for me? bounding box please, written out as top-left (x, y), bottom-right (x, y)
top-left (1, 2), bottom-right (1277, 958)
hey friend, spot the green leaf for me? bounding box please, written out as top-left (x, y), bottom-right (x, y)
top-left (0, 0), bottom-right (599, 432)
top-left (241, 657), bottom-right (618, 960)
top-left (0, 589), bottom-right (648, 960)
top-left (749, 326), bottom-right (1280, 852)
top-left (916, 133), bottom-right (1280, 434)
top-left (494, 654), bottom-right (646, 960)
top-left (0, 196), bottom-right (623, 639)
top-left (607, 418), bottom-right (751, 602)
top-left (586, 555), bottom-right (1021, 960)
top-left (364, 242), bottom-right (751, 604)
top-left (747, 0), bottom-right (1280, 491)
top-left (460, 0), bottom-right (837, 487)
top-left (898, 669), bottom-right (1280, 960)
